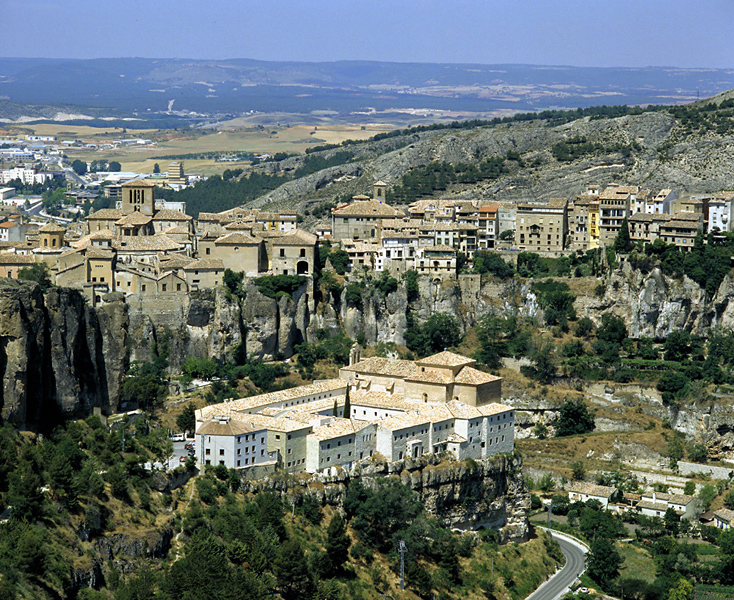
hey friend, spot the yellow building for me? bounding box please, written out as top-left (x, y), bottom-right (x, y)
top-left (588, 199), bottom-right (600, 249)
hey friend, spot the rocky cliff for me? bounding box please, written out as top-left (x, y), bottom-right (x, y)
top-left (3, 259), bottom-right (734, 430)
top-left (0, 282), bottom-right (127, 428)
top-left (238, 453), bottom-right (530, 543)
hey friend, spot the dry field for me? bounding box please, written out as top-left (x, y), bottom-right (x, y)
top-left (2, 120), bottom-right (395, 176)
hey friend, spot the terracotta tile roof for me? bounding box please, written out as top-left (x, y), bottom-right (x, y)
top-left (568, 483), bottom-right (617, 497)
top-left (39, 222), bottom-right (66, 233)
top-left (641, 492), bottom-right (695, 505)
top-left (637, 500), bottom-right (673, 512)
top-left (87, 208), bottom-right (123, 220)
top-left (714, 508), bottom-right (734, 522)
top-left (378, 412), bottom-right (430, 431)
top-left (116, 212), bottom-right (153, 226)
top-left (0, 253), bottom-right (35, 264)
top-left (215, 232), bottom-right (261, 245)
top-left (478, 403), bottom-right (513, 416)
top-left (445, 400), bottom-right (484, 419)
top-left (113, 235), bottom-right (183, 252)
top-left (417, 351), bottom-right (475, 368)
top-left (344, 357), bottom-right (420, 378)
top-left (153, 209), bottom-right (192, 221)
top-left (332, 200), bottom-right (402, 218)
top-left (162, 225), bottom-right (191, 235)
top-left (184, 258), bottom-right (224, 271)
top-left (518, 198), bottom-right (568, 210)
top-left (455, 366), bottom-right (501, 385)
top-left (405, 370), bottom-right (454, 384)
top-left (422, 244), bottom-right (456, 253)
top-left (310, 418), bottom-right (359, 441)
top-left (272, 229), bottom-right (318, 246)
top-left (196, 418), bottom-right (261, 436)
top-left (196, 379), bottom-right (347, 421)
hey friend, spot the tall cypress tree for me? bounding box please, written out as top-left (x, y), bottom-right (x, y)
top-left (343, 385), bottom-right (351, 419)
top-left (333, 398), bottom-right (338, 417)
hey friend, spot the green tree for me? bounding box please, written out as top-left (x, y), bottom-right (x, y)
top-left (274, 538), bottom-right (313, 600)
top-left (556, 398), bottom-right (595, 437)
top-left (528, 336), bottom-right (557, 383)
top-left (664, 330), bottom-right (691, 362)
top-left (71, 159), bottom-right (87, 175)
top-left (575, 317), bottom-right (594, 338)
top-left (587, 537), bottom-right (623, 589)
top-left (108, 160), bottom-right (122, 172)
top-left (667, 578), bottom-right (693, 600)
top-left (684, 481), bottom-right (696, 496)
top-left (699, 483), bottom-right (716, 510)
top-left (18, 262), bottom-right (53, 291)
top-left (571, 460), bottom-right (585, 481)
top-left (325, 512), bottom-right (351, 574)
top-left (153, 163), bottom-right (160, 174)
top-left (343, 385), bottom-right (351, 419)
top-left (176, 403), bottom-right (196, 436)
top-left (663, 506), bottom-right (680, 536)
top-left (614, 217), bottom-right (633, 252)
top-left (597, 313), bottom-right (628, 345)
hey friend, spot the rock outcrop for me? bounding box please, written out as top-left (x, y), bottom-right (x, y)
top-left (0, 282), bottom-right (127, 428)
top-left (237, 453), bottom-right (530, 543)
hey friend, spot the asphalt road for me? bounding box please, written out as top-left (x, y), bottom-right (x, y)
top-left (525, 531), bottom-right (587, 600)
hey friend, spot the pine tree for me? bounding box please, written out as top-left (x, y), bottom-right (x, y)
top-left (325, 512), bottom-right (350, 574)
top-left (343, 385), bottom-right (351, 419)
top-left (333, 398), bottom-right (338, 417)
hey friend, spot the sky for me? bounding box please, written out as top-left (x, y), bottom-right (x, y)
top-left (2, 0), bottom-right (734, 68)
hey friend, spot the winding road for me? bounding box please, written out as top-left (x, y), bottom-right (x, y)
top-left (525, 530), bottom-right (588, 600)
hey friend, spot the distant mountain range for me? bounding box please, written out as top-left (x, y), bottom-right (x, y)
top-left (1, 58), bottom-right (733, 126)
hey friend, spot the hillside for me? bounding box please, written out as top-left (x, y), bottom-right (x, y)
top-left (0, 418), bottom-right (557, 600)
top-left (239, 99), bottom-right (734, 222)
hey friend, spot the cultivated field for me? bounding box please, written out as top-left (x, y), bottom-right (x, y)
top-left (2, 119), bottom-right (395, 176)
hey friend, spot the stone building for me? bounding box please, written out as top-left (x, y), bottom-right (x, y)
top-left (599, 184), bottom-right (638, 246)
top-left (331, 183), bottom-right (402, 241)
top-left (270, 229), bottom-right (318, 276)
top-left (515, 198), bottom-right (568, 252)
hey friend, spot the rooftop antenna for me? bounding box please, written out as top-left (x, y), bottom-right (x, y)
top-left (398, 540), bottom-right (407, 590)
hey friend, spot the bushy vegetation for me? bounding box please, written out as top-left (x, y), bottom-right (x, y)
top-left (472, 251), bottom-right (515, 278)
top-left (295, 330), bottom-right (353, 379)
top-left (387, 156), bottom-right (510, 204)
top-left (253, 274), bottom-right (307, 299)
top-left (405, 312), bottom-right (463, 358)
top-left (551, 136), bottom-right (641, 162)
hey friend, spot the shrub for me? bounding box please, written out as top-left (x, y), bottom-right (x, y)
top-left (254, 274), bottom-right (306, 299)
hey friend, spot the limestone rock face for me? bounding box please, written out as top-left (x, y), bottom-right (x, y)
top-left (238, 454), bottom-right (530, 543)
top-left (0, 283), bottom-right (127, 428)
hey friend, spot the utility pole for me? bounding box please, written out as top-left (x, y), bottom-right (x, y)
top-left (398, 540), bottom-right (407, 591)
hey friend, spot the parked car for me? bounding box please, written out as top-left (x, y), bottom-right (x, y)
top-left (179, 456), bottom-right (187, 463)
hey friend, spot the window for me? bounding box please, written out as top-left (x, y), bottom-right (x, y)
top-left (206, 247), bottom-right (210, 255)
top-left (205, 449), bottom-right (211, 455)
top-left (219, 449), bottom-right (225, 456)
top-left (280, 248), bottom-right (285, 257)
top-left (162, 284), bottom-right (167, 291)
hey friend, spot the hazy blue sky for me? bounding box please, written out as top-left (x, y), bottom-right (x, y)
top-left (2, 0), bottom-right (733, 68)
